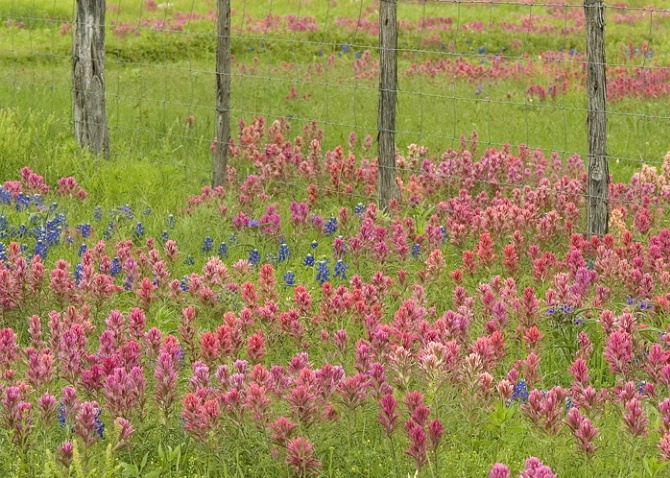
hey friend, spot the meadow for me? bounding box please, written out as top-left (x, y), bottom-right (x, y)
top-left (2, 0), bottom-right (670, 477)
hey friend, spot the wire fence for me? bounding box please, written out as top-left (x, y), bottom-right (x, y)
top-left (1, 0), bottom-right (669, 210)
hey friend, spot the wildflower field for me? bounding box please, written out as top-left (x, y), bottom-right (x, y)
top-left (3, 0), bottom-right (670, 477)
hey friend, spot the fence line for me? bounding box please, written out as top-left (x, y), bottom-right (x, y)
top-left (2, 0), bottom-right (670, 227)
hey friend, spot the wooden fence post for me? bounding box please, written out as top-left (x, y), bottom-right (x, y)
top-left (378, 0), bottom-right (401, 212)
top-left (72, 0), bottom-right (110, 157)
top-left (584, 0), bottom-right (608, 237)
top-left (213, 0), bottom-right (232, 187)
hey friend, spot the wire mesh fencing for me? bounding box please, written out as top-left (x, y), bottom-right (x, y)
top-left (1, 0), bottom-right (669, 199)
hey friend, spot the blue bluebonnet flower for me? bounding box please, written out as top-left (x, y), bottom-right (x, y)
top-left (94, 205), bottom-right (103, 221)
top-left (57, 405), bottom-right (66, 428)
top-left (247, 219), bottom-right (259, 228)
top-left (440, 226), bottom-right (447, 243)
top-left (0, 243), bottom-right (7, 262)
top-left (324, 217), bottom-right (337, 235)
top-left (66, 236), bottom-right (74, 244)
top-left (278, 242), bottom-right (290, 262)
top-left (74, 263), bottom-right (83, 284)
top-left (202, 236), bottom-right (213, 253)
top-left (248, 249), bottom-right (260, 266)
top-left (161, 230), bottom-right (169, 242)
top-left (94, 408), bottom-right (105, 438)
top-left (283, 270), bottom-right (296, 287)
top-left (510, 379), bottom-right (529, 404)
top-left (113, 205), bottom-right (134, 220)
top-left (34, 240), bottom-right (47, 259)
top-left (16, 224), bottom-right (28, 238)
top-left (334, 260), bottom-right (348, 280)
top-left (143, 208), bottom-right (152, 216)
top-left (229, 235), bottom-right (238, 244)
top-left (311, 240), bottom-right (319, 249)
top-left (316, 260), bottom-right (330, 285)
top-left (180, 277), bottom-right (189, 292)
top-left (342, 44), bottom-right (350, 53)
top-left (574, 317), bottom-right (584, 325)
top-left (133, 222), bottom-right (145, 239)
top-left (547, 307), bottom-right (555, 316)
top-left (218, 242), bottom-right (228, 258)
top-left (303, 253), bottom-right (315, 267)
top-left (78, 244), bottom-right (87, 257)
top-left (638, 381), bottom-right (647, 396)
top-left (20, 244), bottom-right (28, 254)
top-left (103, 222), bottom-right (115, 240)
top-left (354, 203), bottom-right (365, 216)
top-left (638, 300), bottom-right (653, 311)
top-left (110, 257), bottom-right (121, 277)
top-left (183, 255), bottom-right (195, 266)
top-left (0, 215), bottom-right (7, 232)
top-left (167, 214), bottom-right (176, 229)
top-left (565, 397), bottom-right (575, 410)
top-left (15, 193), bottom-right (30, 211)
top-left (560, 304), bottom-right (573, 314)
top-left (123, 276), bottom-right (133, 291)
top-left (478, 46), bottom-right (486, 54)
top-left (411, 244), bottom-right (420, 259)
top-left (626, 297), bottom-right (636, 306)
top-left (77, 223), bottom-right (92, 238)
top-left (0, 188), bottom-right (11, 204)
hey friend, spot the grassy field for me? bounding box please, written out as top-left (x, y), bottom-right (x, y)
top-left (2, 1), bottom-right (670, 478)
top-left (2, 0), bottom-right (670, 198)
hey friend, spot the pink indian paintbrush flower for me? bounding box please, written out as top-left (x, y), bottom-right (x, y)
top-left (285, 437), bottom-right (322, 478)
top-left (489, 463), bottom-right (511, 478)
top-left (623, 397), bottom-right (648, 437)
top-left (58, 441), bottom-right (74, 468)
top-left (405, 420), bottom-right (427, 471)
top-left (378, 393), bottom-right (398, 436)
top-left (604, 330), bottom-right (633, 377)
top-left (154, 348), bottom-right (179, 417)
top-left (565, 407), bottom-right (598, 455)
top-left (520, 457), bottom-right (556, 478)
top-left (659, 433), bottom-right (670, 461)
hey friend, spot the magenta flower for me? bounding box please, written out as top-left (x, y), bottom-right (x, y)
top-left (114, 417), bottom-right (135, 449)
top-left (427, 419), bottom-right (444, 452)
top-left (285, 437), bottom-right (322, 478)
top-left (660, 433), bottom-right (670, 461)
top-left (623, 397), bottom-right (648, 437)
top-left (489, 463), bottom-right (511, 478)
top-left (604, 330), bottom-right (633, 376)
top-left (58, 441), bottom-right (74, 467)
top-left (405, 420), bottom-right (427, 471)
top-left (269, 416), bottom-right (297, 448)
top-left (520, 457), bottom-right (556, 478)
top-left (378, 393), bottom-right (398, 436)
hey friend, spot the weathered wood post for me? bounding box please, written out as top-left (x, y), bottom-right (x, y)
top-left (72, 0), bottom-right (110, 157)
top-left (213, 0), bottom-right (232, 187)
top-left (584, 0), bottom-right (608, 237)
top-left (378, 0), bottom-right (401, 212)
